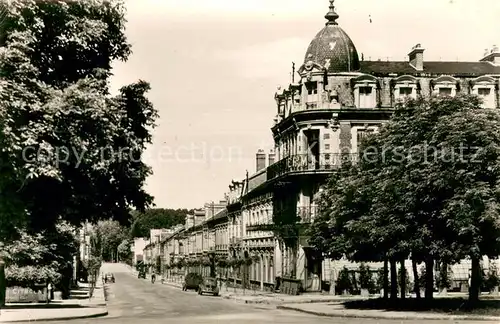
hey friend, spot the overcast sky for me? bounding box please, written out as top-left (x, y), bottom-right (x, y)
top-left (109, 0), bottom-right (500, 209)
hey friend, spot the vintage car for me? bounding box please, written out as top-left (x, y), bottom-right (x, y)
top-left (198, 277), bottom-right (219, 296)
top-left (182, 272), bottom-right (203, 291)
top-left (105, 273), bottom-right (115, 283)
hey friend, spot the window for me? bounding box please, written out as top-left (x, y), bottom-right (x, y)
top-left (306, 82), bottom-right (318, 106)
top-left (358, 86), bottom-right (375, 108)
top-left (478, 88), bottom-right (491, 96)
top-left (353, 75), bottom-right (378, 109)
top-left (477, 87), bottom-right (494, 108)
top-left (306, 82), bottom-right (318, 95)
top-left (324, 144), bottom-right (330, 150)
top-left (357, 129), bottom-right (375, 152)
top-left (439, 87), bottom-right (452, 97)
top-left (399, 87), bottom-right (413, 97)
top-left (323, 133), bottom-right (330, 140)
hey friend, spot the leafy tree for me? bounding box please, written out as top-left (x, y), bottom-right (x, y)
top-left (336, 267), bottom-right (352, 295)
top-left (0, 0), bottom-right (156, 234)
top-left (117, 239), bottom-right (131, 263)
top-left (130, 208), bottom-right (191, 238)
top-left (358, 263), bottom-right (375, 291)
top-left (310, 94), bottom-right (500, 303)
top-left (90, 220), bottom-right (127, 262)
top-left (1, 222), bottom-right (77, 297)
top-left (0, 0), bottom-right (157, 299)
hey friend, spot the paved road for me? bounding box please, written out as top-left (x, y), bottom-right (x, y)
top-left (15, 263), bottom-right (497, 324)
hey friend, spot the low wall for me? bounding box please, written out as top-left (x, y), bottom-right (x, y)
top-left (5, 286), bottom-right (47, 303)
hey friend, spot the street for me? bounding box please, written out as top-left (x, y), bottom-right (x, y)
top-left (9, 263), bottom-right (496, 324)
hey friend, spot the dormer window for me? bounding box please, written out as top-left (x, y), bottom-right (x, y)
top-left (432, 75), bottom-right (459, 97)
top-left (306, 82), bottom-right (318, 108)
top-left (470, 76), bottom-right (496, 108)
top-left (392, 75), bottom-right (419, 103)
top-left (352, 75), bottom-right (378, 109)
top-left (438, 87), bottom-right (452, 97)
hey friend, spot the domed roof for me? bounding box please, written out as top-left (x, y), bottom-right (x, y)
top-left (304, 1), bottom-right (360, 73)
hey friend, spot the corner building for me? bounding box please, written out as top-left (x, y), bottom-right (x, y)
top-left (225, 0), bottom-right (500, 293)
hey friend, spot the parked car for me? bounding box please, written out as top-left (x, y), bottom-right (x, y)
top-left (105, 273), bottom-right (115, 283)
top-left (182, 272), bottom-right (203, 291)
top-left (198, 277), bottom-right (219, 296)
top-left (138, 270), bottom-right (146, 279)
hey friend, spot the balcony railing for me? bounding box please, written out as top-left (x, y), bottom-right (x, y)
top-left (297, 206), bottom-right (319, 223)
top-left (229, 237), bottom-right (242, 245)
top-left (267, 153), bottom-right (358, 180)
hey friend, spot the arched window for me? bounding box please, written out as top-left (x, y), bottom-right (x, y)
top-left (431, 75), bottom-right (459, 97)
top-left (352, 74), bottom-right (378, 109)
top-left (470, 76), bottom-right (496, 108)
top-left (392, 75), bottom-right (419, 102)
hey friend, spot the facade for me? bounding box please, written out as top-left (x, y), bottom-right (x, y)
top-left (156, 1), bottom-right (500, 292)
top-left (78, 222), bottom-right (92, 264)
top-left (132, 237), bottom-right (147, 265)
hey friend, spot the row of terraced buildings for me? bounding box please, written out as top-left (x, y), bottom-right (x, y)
top-left (142, 1), bottom-right (500, 293)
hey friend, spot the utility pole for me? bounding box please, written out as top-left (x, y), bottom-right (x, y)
top-left (292, 62), bottom-right (295, 83)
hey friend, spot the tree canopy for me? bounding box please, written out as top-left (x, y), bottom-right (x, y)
top-left (130, 208), bottom-right (192, 238)
top-left (0, 0), bottom-right (157, 235)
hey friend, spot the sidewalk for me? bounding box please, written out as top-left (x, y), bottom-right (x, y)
top-left (277, 302), bottom-right (500, 321)
top-left (158, 277), bottom-right (369, 305)
top-left (0, 278), bottom-right (108, 323)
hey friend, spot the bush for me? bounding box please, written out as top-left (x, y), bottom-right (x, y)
top-left (336, 267), bottom-right (352, 294)
top-left (398, 267), bottom-right (411, 295)
top-left (376, 268), bottom-right (385, 291)
top-left (436, 263), bottom-right (452, 290)
top-left (359, 263), bottom-right (375, 291)
top-left (483, 264), bottom-right (500, 292)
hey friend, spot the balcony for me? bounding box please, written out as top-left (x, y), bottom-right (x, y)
top-left (267, 153), bottom-right (358, 181)
top-left (229, 237), bottom-right (242, 245)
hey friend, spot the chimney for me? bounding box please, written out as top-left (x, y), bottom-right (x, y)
top-left (408, 43), bottom-right (424, 71)
top-left (268, 149), bottom-right (275, 166)
top-left (480, 45), bottom-right (500, 65)
top-left (256, 149), bottom-right (266, 172)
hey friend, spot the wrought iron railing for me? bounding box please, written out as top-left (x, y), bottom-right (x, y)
top-left (229, 237), bottom-right (242, 245)
top-left (267, 153), bottom-right (358, 180)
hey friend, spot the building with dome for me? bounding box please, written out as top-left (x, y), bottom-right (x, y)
top-left (156, 0), bottom-right (500, 294)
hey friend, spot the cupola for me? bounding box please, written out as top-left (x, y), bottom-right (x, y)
top-left (303, 0), bottom-right (360, 73)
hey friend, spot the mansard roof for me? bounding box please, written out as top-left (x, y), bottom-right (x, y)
top-left (360, 61), bottom-right (500, 77)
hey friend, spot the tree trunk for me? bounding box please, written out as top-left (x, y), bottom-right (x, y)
top-left (383, 258), bottom-right (389, 299)
top-left (390, 259), bottom-right (398, 299)
top-left (424, 257), bottom-right (434, 300)
top-left (469, 256), bottom-right (481, 303)
top-left (412, 258), bottom-right (420, 299)
top-left (400, 259), bottom-right (406, 299)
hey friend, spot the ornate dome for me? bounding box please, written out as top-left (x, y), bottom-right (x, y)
top-left (304, 1), bottom-right (360, 73)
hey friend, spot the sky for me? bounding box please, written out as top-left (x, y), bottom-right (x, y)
top-left (109, 0), bottom-right (500, 209)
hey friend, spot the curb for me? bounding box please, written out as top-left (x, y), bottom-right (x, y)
top-left (0, 309), bottom-right (108, 323)
top-left (277, 305), bottom-right (500, 321)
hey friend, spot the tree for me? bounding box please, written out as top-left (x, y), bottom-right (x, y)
top-left (0, 0), bottom-right (157, 234)
top-left (90, 220), bottom-right (127, 262)
top-left (1, 222), bottom-right (77, 298)
top-left (310, 94), bottom-right (500, 303)
top-left (130, 208), bottom-right (190, 238)
top-left (117, 239), bottom-right (131, 263)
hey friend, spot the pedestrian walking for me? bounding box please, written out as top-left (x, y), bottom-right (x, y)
top-left (151, 272), bottom-right (156, 284)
